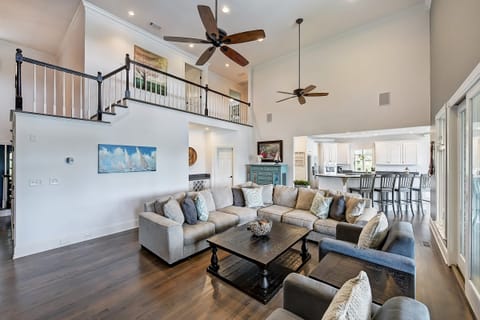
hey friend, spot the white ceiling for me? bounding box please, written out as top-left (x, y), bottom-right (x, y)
top-left (310, 125), bottom-right (431, 143)
top-left (1, 0), bottom-right (426, 84)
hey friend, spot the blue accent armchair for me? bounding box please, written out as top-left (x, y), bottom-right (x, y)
top-left (319, 221), bottom-right (416, 278)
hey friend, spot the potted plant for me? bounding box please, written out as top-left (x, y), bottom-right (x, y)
top-left (294, 180), bottom-right (310, 188)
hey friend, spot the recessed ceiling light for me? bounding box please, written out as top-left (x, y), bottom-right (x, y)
top-left (128, 10), bottom-right (135, 16)
top-left (225, 63), bottom-right (230, 67)
top-left (189, 43), bottom-right (195, 48)
top-left (205, 127), bottom-right (210, 131)
top-left (257, 38), bottom-right (264, 42)
top-left (222, 6), bottom-right (230, 13)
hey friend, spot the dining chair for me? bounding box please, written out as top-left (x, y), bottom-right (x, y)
top-left (373, 173), bottom-right (397, 215)
top-left (411, 174), bottom-right (431, 215)
top-left (396, 173), bottom-right (416, 215)
top-left (348, 174), bottom-right (376, 200)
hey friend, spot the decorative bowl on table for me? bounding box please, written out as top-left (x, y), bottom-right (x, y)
top-left (247, 218), bottom-right (272, 237)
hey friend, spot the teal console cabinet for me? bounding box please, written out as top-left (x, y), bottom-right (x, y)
top-left (248, 164), bottom-right (288, 185)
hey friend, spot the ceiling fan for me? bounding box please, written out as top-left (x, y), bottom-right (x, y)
top-left (163, 0), bottom-right (265, 67)
top-left (276, 18), bottom-right (329, 105)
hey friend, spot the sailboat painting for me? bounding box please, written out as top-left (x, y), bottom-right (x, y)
top-left (98, 144), bottom-right (156, 173)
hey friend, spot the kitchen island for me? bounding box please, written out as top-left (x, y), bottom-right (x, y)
top-left (315, 173), bottom-right (361, 192)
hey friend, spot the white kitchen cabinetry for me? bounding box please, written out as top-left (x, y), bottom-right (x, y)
top-left (375, 141), bottom-right (417, 165)
top-left (336, 143), bottom-right (351, 165)
top-left (402, 142), bottom-right (418, 165)
top-left (321, 143), bottom-right (337, 163)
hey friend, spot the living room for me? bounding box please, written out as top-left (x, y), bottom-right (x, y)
top-left (0, 0), bottom-right (479, 319)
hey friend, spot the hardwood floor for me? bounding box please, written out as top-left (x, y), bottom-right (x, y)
top-left (0, 212), bottom-right (474, 320)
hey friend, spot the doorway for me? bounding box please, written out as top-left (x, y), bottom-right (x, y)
top-left (215, 147), bottom-right (233, 187)
top-left (185, 63), bottom-right (203, 114)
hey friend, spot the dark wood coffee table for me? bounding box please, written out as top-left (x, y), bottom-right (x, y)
top-left (206, 221), bottom-right (311, 304)
top-left (309, 252), bottom-right (415, 305)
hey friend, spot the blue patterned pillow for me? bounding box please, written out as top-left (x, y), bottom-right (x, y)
top-left (194, 193), bottom-right (209, 221)
top-left (242, 187), bottom-right (264, 208)
top-left (310, 192), bottom-right (333, 219)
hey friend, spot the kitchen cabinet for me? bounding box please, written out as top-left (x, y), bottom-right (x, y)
top-left (321, 143), bottom-right (337, 164)
top-left (375, 141), bottom-right (417, 165)
top-left (336, 143), bottom-right (351, 165)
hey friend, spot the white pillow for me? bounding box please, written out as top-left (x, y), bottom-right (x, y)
top-left (357, 212), bottom-right (389, 249)
top-left (310, 192), bottom-right (333, 219)
top-left (345, 198), bottom-right (367, 223)
top-left (242, 187), bottom-right (264, 208)
top-left (321, 271), bottom-right (372, 320)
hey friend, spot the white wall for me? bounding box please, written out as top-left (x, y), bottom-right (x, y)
top-left (188, 125), bottom-right (209, 174)
top-left (251, 5), bottom-right (430, 184)
top-left (13, 100), bottom-right (253, 258)
top-left (208, 71), bottom-right (248, 101)
top-left (58, 4), bottom-right (85, 72)
top-left (0, 40), bottom-right (57, 144)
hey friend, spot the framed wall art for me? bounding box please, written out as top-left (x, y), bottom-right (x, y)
top-left (98, 144), bottom-right (156, 173)
top-left (257, 140), bottom-right (283, 162)
top-left (134, 45), bottom-right (168, 95)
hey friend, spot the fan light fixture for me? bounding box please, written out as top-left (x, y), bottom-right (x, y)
top-left (163, 0), bottom-right (265, 67)
top-left (276, 18), bottom-right (329, 105)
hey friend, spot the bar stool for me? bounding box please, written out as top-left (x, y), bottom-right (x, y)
top-left (395, 173), bottom-right (416, 215)
top-left (373, 173), bottom-right (397, 215)
top-left (349, 174), bottom-right (376, 199)
top-left (411, 174), bottom-right (431, 215)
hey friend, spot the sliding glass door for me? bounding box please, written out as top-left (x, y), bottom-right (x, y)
top-left (471, 90), bottom-right (480, 291)
top-left (458, 104), bottom-right (468, 275)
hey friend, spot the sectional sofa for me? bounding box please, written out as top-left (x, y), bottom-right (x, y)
top-left (139, 184), bottom-right (377, 265)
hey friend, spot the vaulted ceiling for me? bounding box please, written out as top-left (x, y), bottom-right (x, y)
top-left (1, 0), bottom-right (427, 83)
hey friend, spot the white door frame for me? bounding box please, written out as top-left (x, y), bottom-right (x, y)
top-left (456, 103), bottom-right (468, 275)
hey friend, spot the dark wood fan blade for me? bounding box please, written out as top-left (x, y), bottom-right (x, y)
top-left (163, 36), bottom-right (210, 44)
top-left (276, 96), bottom-right (297, 103)
top-left (223, 29), bottom-right (266, 44)
top-left (304, 92), bottom-right (329, 97)
top-left (277, 91), bottom-right (294, 95)
top-left (220, 46), bottom-right (249, 66)
top-left (303, 85), bottom-right (316, 94)
top-left (198, 5), bottom-right (218, 39)
top-left (196, 47), bottom-right (216, 66)
top-left (298, 96), bottom-right (306, 105)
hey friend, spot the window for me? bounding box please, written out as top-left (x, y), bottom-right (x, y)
top-left (353, 149), bottom-right (373, 172)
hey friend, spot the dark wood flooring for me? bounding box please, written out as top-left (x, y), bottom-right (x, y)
top-left (0, 211), bottom-right (474, 319)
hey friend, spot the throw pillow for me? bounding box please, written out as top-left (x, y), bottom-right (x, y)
top-left (211, 186), bottom-right (233, 209)
top-left (242, 187), bottom-right (264, 208)
top-left (232, 187), bottom-right (246, 206)
top-left (358, 212), bottom-right (389, 249)
top-left (153, 195), bottom-right (171, 215)
top-left (329, 195), bottom-right (347, 221)
top-left (273, 185), bottom-right (298, 207)
top-left (181, 197), bottom-right (198, 225)
top-left (345, 198), bottom-right (367, 224)
top-left (295, 188), bottom-right (319, 210)
top-left (310, 192), bottom-right (333, 219)
top-left (163, 197), bottom-right (185, 224)
top-left (321, 271), bottom-right (372, 320)
top-left (194, 193), bottom-right (209, 221)
top-left (262, 184), bottom-right (274, 205)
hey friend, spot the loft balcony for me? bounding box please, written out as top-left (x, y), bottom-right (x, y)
top-left (14, 49), bottom-right (252, 126)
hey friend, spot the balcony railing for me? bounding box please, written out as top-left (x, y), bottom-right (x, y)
top-left (14, 49), bottom-right (252, 126)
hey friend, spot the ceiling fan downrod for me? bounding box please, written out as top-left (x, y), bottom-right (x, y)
top-left (297, 18), bottom-right (303, 90)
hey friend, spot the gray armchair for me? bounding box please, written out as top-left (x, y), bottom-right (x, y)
top-left (319, 221), bottom-right (416, 276)
top-left (266, 273), bottom-right (430, 320)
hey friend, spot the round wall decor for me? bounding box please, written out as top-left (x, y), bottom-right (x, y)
top-left (188, 147), bottom-right (197, 166)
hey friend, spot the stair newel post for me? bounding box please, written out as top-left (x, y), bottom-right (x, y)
top-left (204, 84), bottom-right (209, 116)
top-left (97, 71), bottom-right (103, 121)
top-left (125, 53), bottom-right (131, 98)
top-left (15, 48), bottom-right (23, 111)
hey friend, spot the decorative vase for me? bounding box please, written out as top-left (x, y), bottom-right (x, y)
top-left (247, 219), bottom-right (272, 237)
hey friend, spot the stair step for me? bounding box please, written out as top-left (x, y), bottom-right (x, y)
top-left (90, 111), bottom-right (116, 120)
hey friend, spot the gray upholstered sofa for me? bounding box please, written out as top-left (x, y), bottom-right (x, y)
top-left (266, 273), bottom-right (430, 320)
top-left (139, 184), bottom-right (377, 265)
